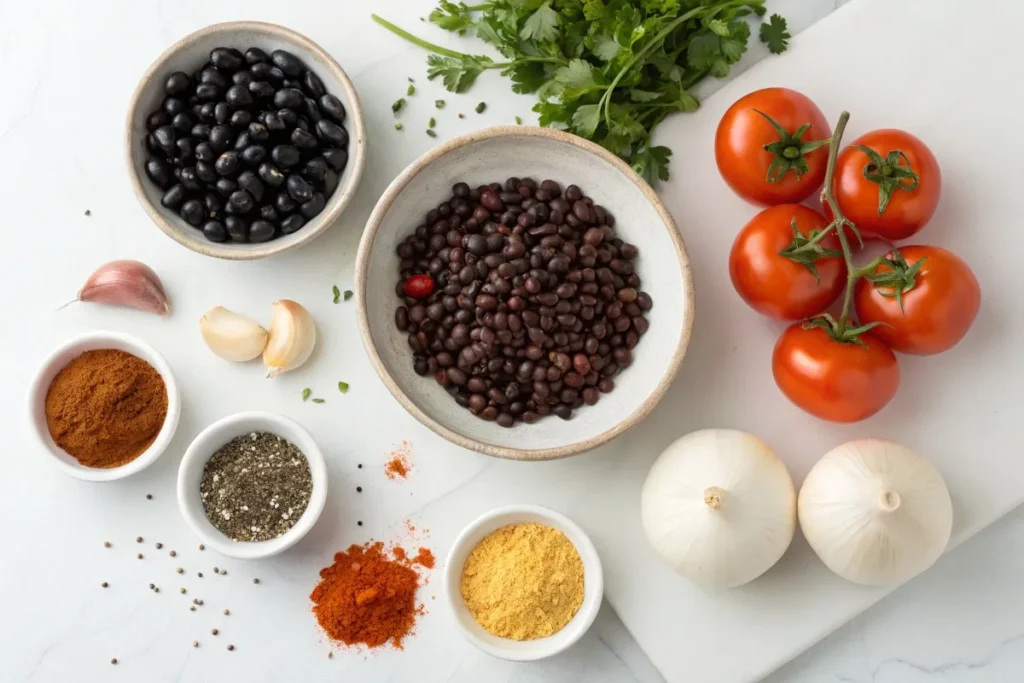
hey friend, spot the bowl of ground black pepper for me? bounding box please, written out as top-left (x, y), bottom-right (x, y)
top-left (177, 411), bottom-right (327, 559)
top-left (28, 331), bottom-right (181, 481)
top-left (355, 126), bottom-right (693, 460)
top-left (444, 504), bottom-right (603, 661)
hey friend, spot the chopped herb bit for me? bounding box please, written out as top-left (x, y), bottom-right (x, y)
top-left (458, 113), bottom-right (465, 119)
top-left (343, 290), bottom-right (353, 301)
top-left (435, 99), bottom-right (446, 109)
top-left (312, 398), bottom-right (326, 404)
top-left (332, 285), bottom-right (341, 303)
top-left (407, 84), bottom-right (416, 96)
top-left (395, 122), bottom-right (404, 131)
top-left (301, 388), bottom-right (312, 401)
top-left (760, 14), bottom-right (791, 55)
top-left (515, 116), bottom-right (522, 125)
top-left (84, 210), bottom-right (91, 216)
top-left (408, 77), bottom-right (414, 83)
top-left (426, 129), bottom-right (437, 138)
top-left (338, 381), bottom-right (349, 393)
top-left (475, 102), bottom-right (486, 114)
top-left (428, 117), bottom-right (436, 128)
top-left (392, 98), bottom-right (406, 114)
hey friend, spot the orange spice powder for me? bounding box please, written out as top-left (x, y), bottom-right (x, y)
top-left (385, 441), bottom-right (412, 480)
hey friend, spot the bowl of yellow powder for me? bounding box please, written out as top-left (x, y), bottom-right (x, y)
top-left (444, 504), bottom-right (603, 660)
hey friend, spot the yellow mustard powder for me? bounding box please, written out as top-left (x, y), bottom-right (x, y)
top-left (460, 522), bottom-right (585, 640)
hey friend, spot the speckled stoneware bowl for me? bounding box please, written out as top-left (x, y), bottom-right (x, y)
top-left (355, 127), bottom-right (694, 460)
top-left (126, 21), bottom-right (366, 260)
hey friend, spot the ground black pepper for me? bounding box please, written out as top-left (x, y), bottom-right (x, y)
top-left (200, 431), bottom-right (312, 542)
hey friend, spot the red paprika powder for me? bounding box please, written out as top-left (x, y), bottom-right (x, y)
top-left (311, 541), bottom-right (428, 649)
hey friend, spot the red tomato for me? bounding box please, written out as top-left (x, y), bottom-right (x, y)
top-left (833, 129), bottom-right (941, 240)
top-left (402, 274), bottom-right (435, 299)
top-left (729, 204), bottom-right (846, 320)
top-left (854, 245), bottom-right (980, 355)
top-left (715, 88), bottom-right (831, 205)
top-left (772, 323), bottom-right (900, 423)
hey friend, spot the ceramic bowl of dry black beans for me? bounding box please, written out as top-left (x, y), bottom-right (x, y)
top-left (355, 127), bottom-right (694, 460)
top-left (126, 22), bottom-right (365, 260)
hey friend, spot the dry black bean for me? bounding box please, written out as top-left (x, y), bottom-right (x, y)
top-left (392, 178), bottom-right (648, 427)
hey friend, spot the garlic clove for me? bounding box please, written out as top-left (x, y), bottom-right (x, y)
top-left (263, 300), bottom-right (316, 377)
top-left (200, 306), bottom-right (269, 362)
top-left (75, 260), bottom-right (170, 316)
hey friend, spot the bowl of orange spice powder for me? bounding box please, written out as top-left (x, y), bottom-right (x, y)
top-left (28, 330), bottom-right (180, 481)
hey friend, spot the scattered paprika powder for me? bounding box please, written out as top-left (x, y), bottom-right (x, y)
top-left (385, 441), bottom-right (412, 480)
top-left (311, 541), bottom-right (431, 649)
top-left (45, 349), bottom-right (167, 468)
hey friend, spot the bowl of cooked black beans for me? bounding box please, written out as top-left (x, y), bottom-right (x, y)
top-left (355, 127), bottom-right (694, 460)
top-left (126, 22), bottom-right (365, 259)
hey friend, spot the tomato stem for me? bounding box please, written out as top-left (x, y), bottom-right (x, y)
top-left (819, 111), bottom-right (861, 337)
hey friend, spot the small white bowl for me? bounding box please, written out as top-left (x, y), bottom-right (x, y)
top-left (444, 504), bottom-right (604, 661)
top-left (28, 331), bottom-right (181, 482)
top-left (126, 21), bottom-right (366, 260)
top-left (177, 411), bottom-right (327, 559)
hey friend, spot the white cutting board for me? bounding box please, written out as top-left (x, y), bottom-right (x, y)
top-left (575, 0), bottom-right (1024, 681)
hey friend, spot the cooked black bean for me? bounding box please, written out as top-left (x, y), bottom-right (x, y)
top-left (258, 162), bottom-right (286, 187)
top-left (291, 128), bottom-right (317, 149)
top-left (161, 184), bottom-right (187, 209)
top-left (392, 178), bottom-right (648, 427)
top-left (180, 199), bottom-right (204, 226)
top-left (271, 144), bottom-right (300, 168)
top-left (214, 151), bottom-right (240, 176)
top-left (145, 158), bottom-right (173, 188)
top-left (286, 175), bottom-right (313, 202)
top-left (225, 215), bottom-right (248, 242)
top-left (237, 171), bottom-right (264, 202)
top-left (203, 220), bottom-right (227, 242)
top-left (275, 192), bottom-right (297, 213)
top-left (280, 213), bottom-right (305, 234)
top-left (299, 192), bottom-right (325, 219)
top-left (300, 69), bottom-right (326, 98)
top-left (228, 189), bottom-right (254, 214)
top-left (316, 119), bottom-right (348, 147)
top-left (271, 49), bottom-right (304, 77)
top-left (249, 219), bottom-right (276, 242)
top-left (318, 94), bottom-right (346, 123)
top-left (302, 157), bottom-right (328, 182)
top-left (321, 148), bottom-right (348, 172)
top-left (244, 47), bottom-right (268, 65)
top-left (210, 47), bottom-right (244, 73)
top-left (240, 144), bottom-right (267, 166)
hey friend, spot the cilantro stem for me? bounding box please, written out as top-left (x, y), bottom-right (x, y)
top-left (372, 14), bottom-right (471, 60)
top-left (599, 7), bottom-right (706, 127)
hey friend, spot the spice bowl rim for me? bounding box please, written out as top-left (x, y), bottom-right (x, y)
top-left (176, 410), bottom-right (328, 559)
top-left (27, 330), bottom-right (182, 482)
top-left (354, 125), bottom-right (694, 461)
top-left (125, 20), bottom-right (367, 261)
top-left (443, 504), bottom-right (604, 661)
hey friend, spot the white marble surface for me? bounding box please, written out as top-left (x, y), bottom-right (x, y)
top-left (1, 0), bottom-right (1020, 682)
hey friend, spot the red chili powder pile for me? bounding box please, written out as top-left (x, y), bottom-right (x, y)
top-left (311, 541), bottom-right (433, 650)
top-left (385, 441), bottom-right (412, 480)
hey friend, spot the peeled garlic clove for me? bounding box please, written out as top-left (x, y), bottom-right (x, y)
top-left (263, 300), bottom-right (316, 377)
top-left (200, 306), bottom-right (269, 362)
top-left (76, 260), bottom-right (170, 316)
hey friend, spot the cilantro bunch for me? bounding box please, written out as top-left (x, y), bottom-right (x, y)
top-left (372, 1), bottom-right (789, 183)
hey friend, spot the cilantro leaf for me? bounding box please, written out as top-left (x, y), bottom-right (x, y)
top-left (632, 145), bottom-right (672, 183)
top-left (572, 104), bottom-right (602, 137)
top-left (426, 54), bottom-right (492, 93)
top-left (759, 14), bottom-right (790, 54)
top-left (429, 1), bottom-right (475, 35)
top-left (555, 59), bottom-right (597, 89)
top-left (591, 35), bottom-right (621, 62)
top-left (520, 2), bottom-right (560, 43)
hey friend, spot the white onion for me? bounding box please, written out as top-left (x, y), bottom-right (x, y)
top-left (798, 438), bottom-right (952, 585)
top-left (641, 429), bottom-right (796, 588)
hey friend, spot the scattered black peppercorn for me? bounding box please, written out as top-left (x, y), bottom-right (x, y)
top-left (156, 543), bottom-right (163, 549)
top-left (193, 641), bottom-right (199, 648)
top-left (224, 609), bottom-right (230, 616)
top-left (104, 541), bottom-right (111, 548)
top-left (136, 536), bottom-right (143, 543)
top-left (137, 553), bottom-right (143, 559)
top-left (149, 583), bottom-right (155, 590)
top-left (146, 494), bottom-right (153, 500)
top-left (110, 658), bottom-right (117, 665)
top-left (357, 521), bottom-right (363, 526)
top-left (252, 578), bottom-right (260, 584)
top-left (180, 588), bottom-right (186, 594)
top-left (198, 573), bottom-right (204, 578)
top-left (176, 568), bottom-right (184, 574)
top-left (101, 582), bottom-right (108, 588)
top-left (356, 486), bottom-right (362, 493)
top-left (169, 551), bottom-right (177, 557)
top-left (85, 210), bottom-right (91, 216)
top-left (211, 628), bottom-right (219, 636)
top-left (227, 644), bottom-right (235, 651)
top-left (199, 544), bottom-right (205, 551)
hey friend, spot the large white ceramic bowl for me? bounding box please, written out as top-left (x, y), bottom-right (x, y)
top-left (126, 21), bottom-right (366, 260)
top-left (177, 411), bottom-right (327, 559)
top-left (355, 126), bottom-right (694, 460)
top-left (28, 331), bottom-right (181, 482)
top-left (444, 504), bottom-right (604, 661)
